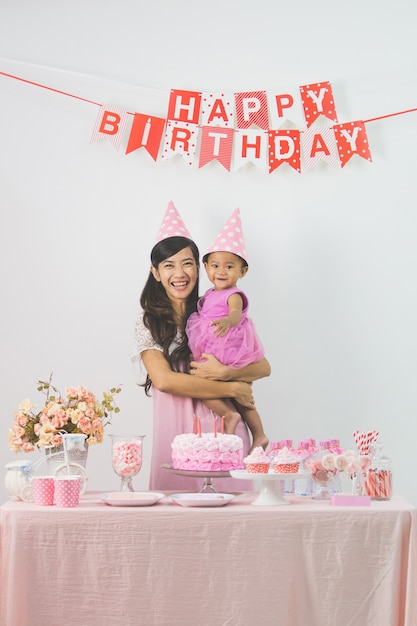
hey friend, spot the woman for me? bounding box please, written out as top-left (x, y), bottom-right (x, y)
top-left (132, 215), bottom-right (271, 491)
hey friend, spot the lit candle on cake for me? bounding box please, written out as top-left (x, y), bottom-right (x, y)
top-left (198, 418), bottom-right (202, 438)
top-left (213, 417), bottom-right (217, 438)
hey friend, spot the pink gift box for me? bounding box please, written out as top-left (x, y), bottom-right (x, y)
top-left (330, 494), bottom-right (371, 507)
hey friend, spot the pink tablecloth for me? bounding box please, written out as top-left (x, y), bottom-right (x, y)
top-left (1, 492), bottom-right (416, 626)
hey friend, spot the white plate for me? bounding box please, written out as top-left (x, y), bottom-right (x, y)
top-left (99, 492), bottom-right (165, 507)
top-left (170, 493), bottom-right (234, 507)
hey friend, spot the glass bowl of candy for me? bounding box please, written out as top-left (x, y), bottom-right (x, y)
top-left (110, 435), bottom-right (145, 492)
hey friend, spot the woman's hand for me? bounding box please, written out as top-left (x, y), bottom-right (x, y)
top-left (190, 353), bottom-right (228, 380)
top-left (190, 353), bottom-right (271, 383)
top-left (234, 382), bottom-right (255, 408)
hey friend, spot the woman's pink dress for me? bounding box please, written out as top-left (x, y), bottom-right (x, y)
top-left (133, 313), bottom-right (252, 492)
top-left (186, 287), bottom-right (264, 367)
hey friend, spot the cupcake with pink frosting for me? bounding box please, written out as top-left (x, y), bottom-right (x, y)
top-left (272, 446), bottom-right (300, 474)
top-left (243, 446), bottom-right (270, 474)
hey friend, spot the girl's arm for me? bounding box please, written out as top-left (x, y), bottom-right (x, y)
top-left (190, 353), bottom-right (271, 383)
top-left (141, 349), bottom-right (255, 407)
top-left (210, 293), bottom-right (243, 337)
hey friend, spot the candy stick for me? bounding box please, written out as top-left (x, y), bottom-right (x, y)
top-left (378, 471), bottom-right (386, 498)
top-left (387, 472), bottom-right (392, 498)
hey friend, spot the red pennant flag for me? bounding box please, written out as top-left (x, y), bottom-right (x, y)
top-left (333, 121), bottom-right (372, 167)
top-left (268, 129), bottom-right (301, 174)
top-left (199, 126), bottom-right (234, 171)
top-left (125, 113), bottom-right (166, 160)
top-left (234, 91), bottom-right (269, 130)
top-left (299, 81), bottom-right (338, 128)
top-left (167, 89), bottom-right (202, 124)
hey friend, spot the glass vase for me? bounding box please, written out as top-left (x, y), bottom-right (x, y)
top-left (110, 434), bottom-right (145, 492)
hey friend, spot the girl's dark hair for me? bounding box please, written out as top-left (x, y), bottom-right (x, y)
top-left (140, 236), bottom-right (200, 395)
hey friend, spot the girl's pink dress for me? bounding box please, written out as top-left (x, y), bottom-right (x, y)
top-left (186, 287), bottom-right (265, 367)
top-left (133, 313), bottom-right (252, 492)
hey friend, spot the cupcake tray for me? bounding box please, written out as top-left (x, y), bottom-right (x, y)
top-left (230, 470), bottom-right (311, 506)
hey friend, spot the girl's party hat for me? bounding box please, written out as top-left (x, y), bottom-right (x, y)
top-left (204, 208), bottom-right (248, 263)
top-left (154, 201), bottom-right (193, 243)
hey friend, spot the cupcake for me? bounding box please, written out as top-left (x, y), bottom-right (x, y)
top-left (243, 446), bottom-right (270, 474)
top-left (272, 446), bottom-right (300, 474)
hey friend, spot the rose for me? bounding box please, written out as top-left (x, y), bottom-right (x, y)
top-left (18, 399), bottom-right (34, 413)
top-left (8, 376), bottom-right (121, 453)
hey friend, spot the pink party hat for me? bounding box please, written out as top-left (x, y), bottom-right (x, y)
top-left (204, 208), bottom-right (248, 263)
top-left (154, 201), bottom-right (193, 243)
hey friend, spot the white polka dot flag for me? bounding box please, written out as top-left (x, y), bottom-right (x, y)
top-left (160, 120), bottom-right (199, 167)
top-left (204, 208), bottom-right (248, 263)
top-left (200, 92), bottom-right (235, 127)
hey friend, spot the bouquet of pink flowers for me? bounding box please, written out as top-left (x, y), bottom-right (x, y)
top-left (8, 376), bottom-right (121, 453)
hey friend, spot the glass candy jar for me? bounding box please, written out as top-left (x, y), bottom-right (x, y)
top-left (363, 442), bottom-right (392, 500)
top-left (110, 434), bottom-right (145, 492)
top-left (305, 443), bottom-right (341, 500)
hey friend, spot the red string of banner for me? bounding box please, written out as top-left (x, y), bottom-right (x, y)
top-left (1, 69), bottom-right (417, 125)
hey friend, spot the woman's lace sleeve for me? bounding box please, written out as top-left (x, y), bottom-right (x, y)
top-left (131, 312), bottom-right (162, 385)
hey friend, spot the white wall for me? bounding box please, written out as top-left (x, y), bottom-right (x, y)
top-left (1, 0), bottom-right (416, 504)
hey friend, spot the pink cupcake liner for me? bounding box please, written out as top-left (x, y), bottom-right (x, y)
top-left (273, 462), bottom-right (300, 474)
top-left (245, 463), bottom-right (270, 474)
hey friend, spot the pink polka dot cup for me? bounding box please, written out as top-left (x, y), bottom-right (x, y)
top-left (54, 476), bottom-right (82, 507)
top-left (32, 476), bottom-right (55, 506)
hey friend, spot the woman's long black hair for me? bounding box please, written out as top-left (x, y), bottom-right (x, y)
top-left (140, 236), bottom-right (200, 395)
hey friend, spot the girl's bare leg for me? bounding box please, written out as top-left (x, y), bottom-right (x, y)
top-left (203, 399), bottom-right (241, 434)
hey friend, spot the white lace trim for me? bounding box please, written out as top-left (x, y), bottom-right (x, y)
top-left (131, 311), bottom-right (182, 385)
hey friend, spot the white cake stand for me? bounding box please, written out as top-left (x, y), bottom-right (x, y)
top-left (161, 463), bottom-right (231, 492)
top-left (230, 470), bottom-right (311, 505)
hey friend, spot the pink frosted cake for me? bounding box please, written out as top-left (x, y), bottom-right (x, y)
top-left (171, 433), bottom-right (244, 471)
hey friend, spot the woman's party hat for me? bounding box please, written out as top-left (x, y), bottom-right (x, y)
top-left (154, 201), bottom-right (193, 243)
top-left (204, 208), bottom-right (248, 263)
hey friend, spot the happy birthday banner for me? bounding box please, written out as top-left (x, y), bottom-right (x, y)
top-left (1, 69), bottom-right (417, 175)
top-left (90, 81), bottom-right (372, 174)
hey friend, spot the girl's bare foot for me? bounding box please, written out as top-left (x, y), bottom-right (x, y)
top-left (222, 411), bottom-right (241, 434)
top-left (248, 434), bottom-right (269, 454)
